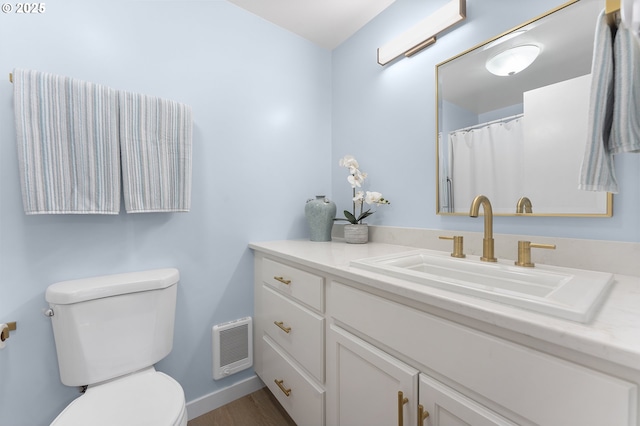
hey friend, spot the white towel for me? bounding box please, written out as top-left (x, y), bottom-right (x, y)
top-left (622, 0), bottom-right (640, 44)
top-left (610, 22), bottom-right (640, 153)
top-left (579, 11), bottom-right (619, 193)
top-left (13, 69), bottom-right (120, 214)
top-left (118, 91), bottom-right (193, 213)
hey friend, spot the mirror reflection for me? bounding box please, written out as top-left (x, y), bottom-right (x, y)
top-left (436, 0), bottom-right (612, 216)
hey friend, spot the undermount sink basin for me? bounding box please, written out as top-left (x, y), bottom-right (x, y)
top-left (350, 249), bottom-right (613, 322)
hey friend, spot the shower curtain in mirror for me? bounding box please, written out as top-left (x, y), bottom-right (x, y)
top-left (448, 117), bottom-right (524, 214)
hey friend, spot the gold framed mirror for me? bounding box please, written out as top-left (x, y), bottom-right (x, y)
top-left (436, 0), bottom-right (613, 216)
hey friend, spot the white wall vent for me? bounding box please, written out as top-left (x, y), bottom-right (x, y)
top-left (212, 317), bottom-right (253, 380)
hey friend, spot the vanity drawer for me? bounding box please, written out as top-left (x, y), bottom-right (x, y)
top-left (261, 258), bottom-right (324, 312)
top-left (262, 285), bottom-right (324, 382)
top-left (331, 282), bottom-right (637, 426)
top-left (262, 335), bottom-right (325, 426)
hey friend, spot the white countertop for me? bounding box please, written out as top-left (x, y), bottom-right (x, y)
top-left (249, 239), bottom-right (640, 372)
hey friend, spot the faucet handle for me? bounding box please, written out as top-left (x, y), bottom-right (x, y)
top-left (439, 235), bottom-right (466, 258)
top-left (515, 241), bottom-right (556, 267)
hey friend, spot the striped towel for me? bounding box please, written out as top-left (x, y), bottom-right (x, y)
top-left (579, 11), bottom-right (619, 193)
top-left (13, 69), bottom-right (120, 214)
top-left (610, 23), bottom-right (640, 154)
top-left (118, 91), bottom-right (193, 213)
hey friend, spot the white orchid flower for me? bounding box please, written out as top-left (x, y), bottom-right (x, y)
top-left (365, 191), bottom-right (390, 205)
top-left (347, 170), bottom-right (366, 188)
top-left (339, 154), bottom-right (390, 226)
top-left (339, 155), bottom-right (360, 172)
top-left (353, 191), bottom-right (364, 206)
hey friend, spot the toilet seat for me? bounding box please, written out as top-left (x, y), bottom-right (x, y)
top-left (50, 368), bottom-right (187, 426)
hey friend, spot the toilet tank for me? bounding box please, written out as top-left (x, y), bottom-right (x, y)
top-left (45, 268), bottom-right (180, 387)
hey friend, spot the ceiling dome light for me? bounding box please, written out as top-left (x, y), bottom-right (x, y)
top-left (485, 45), bottom-right (540, 76)
top-left (482, 30), bottom-right (527, 51)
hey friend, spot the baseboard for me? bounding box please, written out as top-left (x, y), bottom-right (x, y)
top-left (186, 374), bottom-right (265, 420)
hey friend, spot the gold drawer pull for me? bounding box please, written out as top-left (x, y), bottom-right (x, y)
top-left (418, 404), bottom-right (430, 426)
top-left (398, 391), bottom-right (409, 426)
top-left (274, 321), bottom-right (292, 334)
top-left (275, 379), bottom-right (291, 397)
top-left (274, 276), bottom-right (291, 285)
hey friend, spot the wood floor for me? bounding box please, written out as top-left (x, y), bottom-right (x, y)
top-left (188, 388), bottom-right (297, 426)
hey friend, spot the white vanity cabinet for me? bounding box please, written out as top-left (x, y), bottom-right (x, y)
top-left (327, 322), bottom-right (518, 426)
top-left (251, 245), bottom-right (640, 426)
top-left (329, 281), bottom-right (637, 426)
top-left (253, 256), bottom-right (326, 426)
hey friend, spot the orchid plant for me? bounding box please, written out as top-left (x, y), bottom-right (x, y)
top-left (338, 155), bottom-right (390, 225)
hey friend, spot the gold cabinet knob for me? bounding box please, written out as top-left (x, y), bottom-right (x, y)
top-left (439, 235), bottom-right (465, 258)
top-left (515, 241), bottom-right (556, 267)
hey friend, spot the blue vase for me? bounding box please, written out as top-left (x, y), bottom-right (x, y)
top-left (305, 196), bottom-right (336, 242)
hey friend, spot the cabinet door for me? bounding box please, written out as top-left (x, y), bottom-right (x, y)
top-left (327, 325), bottom-right (419, 426)
top-left (331, 281), bottom-right (637, 426)
top-left (418, 374), bottom-right (517, 426)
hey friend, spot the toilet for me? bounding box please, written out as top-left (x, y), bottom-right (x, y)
top-left (45, 268), bottom-right (188, 426)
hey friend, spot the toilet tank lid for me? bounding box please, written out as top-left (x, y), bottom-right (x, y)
top-left (46, 268), bottom-right (180, 305)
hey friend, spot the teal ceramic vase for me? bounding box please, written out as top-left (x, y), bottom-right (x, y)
top-left (305, 196), bottom-right (336, 242)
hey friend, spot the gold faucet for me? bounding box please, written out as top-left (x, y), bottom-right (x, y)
top-left (439, 235), bottom-right (465, 258)
top-left (515, 241), bottom-right (556, 267)
top-left (469, 195), bottom-right (497, 262)
top-left (516, 196), bottom-right (533, 214)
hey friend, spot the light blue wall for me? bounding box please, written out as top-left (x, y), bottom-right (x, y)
top-left (2, 0), bottom-right (640, 424)
top-left (332, 0), bottom-right (640, 242)
top-left (0, 1), bottom-right (331, 424)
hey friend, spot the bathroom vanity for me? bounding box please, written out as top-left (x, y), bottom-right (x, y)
top-left (250, 239), bottom-right (640, 426)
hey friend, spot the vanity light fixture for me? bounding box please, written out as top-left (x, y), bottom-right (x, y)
top-left (485, 45), bottom-right (541, 76)
top-left (377, 0), bottom-right (466, 66)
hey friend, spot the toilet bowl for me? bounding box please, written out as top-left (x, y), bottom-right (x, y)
top-left (45, 269), bottom-right (187, 426)
top-left (50, 368), bottom-right (187, 426)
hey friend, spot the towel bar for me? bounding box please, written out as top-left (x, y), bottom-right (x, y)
top-left (606, 0), bottom-right (621, 26)
top-left (606, 0), bottom-right (620, 14)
